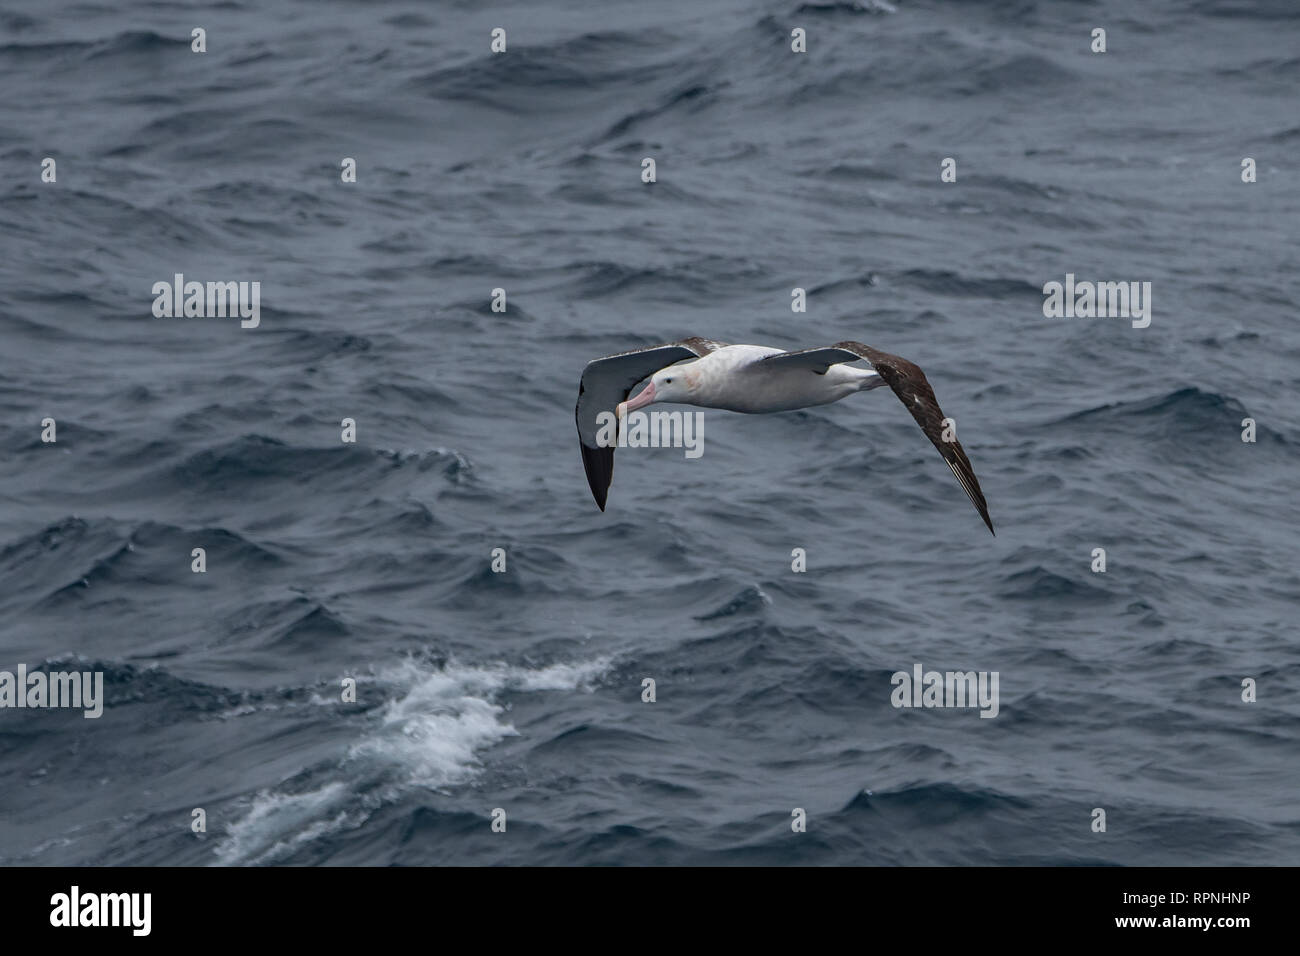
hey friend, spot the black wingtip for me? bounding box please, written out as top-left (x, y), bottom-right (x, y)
top-left (943, 458), bottom-right (994, 538)
top-left (589, 477), bottom-right (608, 512)
top-left (958, 474), bottom-right (994, 536)
top-left (580, 442), bottom-right (614, 513)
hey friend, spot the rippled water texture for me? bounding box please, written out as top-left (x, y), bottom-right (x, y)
top-left (0, 0), bottom-right (1297, 865)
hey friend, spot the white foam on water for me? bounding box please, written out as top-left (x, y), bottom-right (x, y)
top-left (213, 656), bottom-right (610, 864)
top-left (348, 656), bottom-right (610, 787)
top-left (215, 781), bottom-right (355, 866)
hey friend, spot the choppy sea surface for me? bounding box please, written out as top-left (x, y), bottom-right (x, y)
top-left (1, 0), bottom-right (1298, 865)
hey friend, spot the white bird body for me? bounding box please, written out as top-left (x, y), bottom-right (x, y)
top-left (646, 344), bottom-right (885, 414)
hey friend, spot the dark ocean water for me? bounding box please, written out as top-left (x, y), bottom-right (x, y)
top-left (1, 0), bottom-right (1298, 866)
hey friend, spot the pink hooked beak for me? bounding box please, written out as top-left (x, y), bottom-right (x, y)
top-left (618, 380), bottom-right (657, 416)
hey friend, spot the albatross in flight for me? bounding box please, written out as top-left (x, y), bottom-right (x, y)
top-left (574, 337), bottom-right (994, 534)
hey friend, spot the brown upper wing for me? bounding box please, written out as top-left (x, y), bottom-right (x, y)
top-left (834, 341), bottom-right (994, 535)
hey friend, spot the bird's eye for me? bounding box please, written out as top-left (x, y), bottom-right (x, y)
top-left (664, 378), bottom-right (672, 384)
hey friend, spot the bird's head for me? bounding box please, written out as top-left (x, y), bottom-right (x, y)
top-left (620, 367), bottom-right (693, 415)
